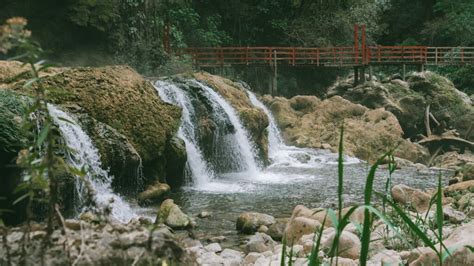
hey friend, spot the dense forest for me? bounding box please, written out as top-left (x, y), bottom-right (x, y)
top-left (1, 0), bottom-right (473, 93)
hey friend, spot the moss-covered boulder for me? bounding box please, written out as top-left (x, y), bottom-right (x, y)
top-left (262, 95), bottom-right (429, 163)
top-left (33, 66), bottom-right (184, 188)
top-left (193, 72), bottom-right (269, 164)
top-left (1, 62), bottom-right (187, 192)
top-left (327, 72), bottom-right (474, 141)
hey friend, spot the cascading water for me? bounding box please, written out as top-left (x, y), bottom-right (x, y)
top-left (246, 89), bottom-right (360, 169)
top-left (194, 81), bottom-right (260, 174)
top-left (246, 90), bottom-right (284, 153)
top-left (154, 80), bottom-right (215, 187)
top-left (48, 105), bottom-right (139, 222)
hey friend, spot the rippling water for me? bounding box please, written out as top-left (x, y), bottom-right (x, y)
top-left (152, 151), bottom-right (448, 247)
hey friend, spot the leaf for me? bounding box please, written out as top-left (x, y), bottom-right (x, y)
top-left (13, 193), bottom-right (31, 205)
top-left (23, 77), bottom-right (40, 89)
top-left (280, 236), bottom-right (287, 266)
top-left (360, 149), bottom-right (394, 266)
top-left (36, 123), bottom-right (51, 147)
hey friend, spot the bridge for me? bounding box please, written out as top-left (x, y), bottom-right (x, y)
top-left (168, 24), bottom-right (474, 89)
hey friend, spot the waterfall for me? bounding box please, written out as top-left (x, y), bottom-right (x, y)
top-left (246, 90), bottom-right (284, 153)
top-left (154, 80), bottom-right (215, 187)
top-left (48, 105), bottom-right (139, 223)
top-left (193, 81), bottom-right (260, 174)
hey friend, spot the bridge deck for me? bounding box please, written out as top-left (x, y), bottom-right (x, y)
top-left (176, 46), bottom-right (474, 67)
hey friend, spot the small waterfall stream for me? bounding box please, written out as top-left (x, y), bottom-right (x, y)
top-left (194, 81), bottom-right (260, 174)
top-left (154, 81), bottom-right (215, 187)
top-left (48, 105), bottom-right (139, 223)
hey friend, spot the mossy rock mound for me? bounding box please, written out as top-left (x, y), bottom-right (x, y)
top-left (51, 66), bottom-right (180, 185)
top-left (263, 95), bottom-right (429, 163)
top-left (8, 65), bottom-right (185, 187)
top-left (328, 72), bottom-right (474, 141)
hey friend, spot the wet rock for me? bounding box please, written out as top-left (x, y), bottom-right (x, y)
top-left (64, 219), bottom-right (82, 230)
top-left (198, 211), bottom-right (211, 218)
top-left (245, 233), bottom-right (276, 253)
top-left (236, 212), bottom-right (276, 234)
top-left (79, 211), bottom-right (100, 223)
top-left (193, 72), bottom-right (270, 164)
top-left (391, 184), bottom-right (431, 212)
top-left (157, 199), bottom-right (193, 229)
top-left (138, 181), bottom-right (170, 204)
top-left (321, 228), bottom-right (361, 260)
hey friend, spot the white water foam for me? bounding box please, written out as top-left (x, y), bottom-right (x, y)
top-left (154, 80), bottom-right (215, 187)
top-left (48, 104), bottom-right (140, 223)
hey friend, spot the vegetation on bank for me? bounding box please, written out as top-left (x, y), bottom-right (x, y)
top-left (1, 0), bottom-right (473, 94)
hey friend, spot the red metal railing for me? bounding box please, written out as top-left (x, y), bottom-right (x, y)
top-left (175, 46), bottom-right (474, 67)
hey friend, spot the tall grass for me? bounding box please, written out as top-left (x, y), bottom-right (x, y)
top-left (279, 126), bottom-right (462, 266)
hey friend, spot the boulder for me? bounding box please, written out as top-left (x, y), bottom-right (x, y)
top-left (368, 249), bottom-right (402, 265)
top-left (321, 228), bottom-right (361, 260)
top-left (328, 71), bottom-right (474, 142)
top-left (443, 205), bottom-right (466, 224)
top-left (138, 182), bottom-right (170, 205)
top-left (245, 233), bottom-right (276, 253)
top-left (263, 94), bottom-right (429, 163)
top-left (156, 199), bottom-right (193, 229)
top-left (236, 212), bottom-right (276, 234)
top-left (267, 218), bottom-right (289, 241)
top-left (445, 180), bottom-right (474, 196)
top-left (391, 184), bottom-right (431, 212)
top-left (30, 65), bottom-right (183, 188)
top-left (284, 216), bottom-right (322, 243)
top-left (410, 222), bottom-right (474, 265)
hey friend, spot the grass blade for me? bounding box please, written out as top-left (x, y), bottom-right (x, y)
top-left (281, 236), bottom-right (287, 266)
top-left (309, 213), bottom-right (328, 266)
top-left (360, 150), bottom-right (393, 266)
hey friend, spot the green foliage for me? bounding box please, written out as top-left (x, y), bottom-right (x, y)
top-left (69, 0), bottom-right (119, 31)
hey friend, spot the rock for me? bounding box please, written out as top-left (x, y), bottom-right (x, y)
top-left (323, 257), bottom-right (358, 266)
top-left (198, 211), bottom-right (211, 218)
top-left (443, 205), bottom-right (466, 224)
top-left (193, 72), bottom-right (270, 164)
top-left (284, 216), bottom-right (322, 243)
top-left (64, 219), bottom-right (82, 230)
top-left (458, 193), bottom-right (474, 211)
top-left (267, 218), bottom-right (289, 241)
top-left (245, 233), bottom-right (276, 253)
top-left (137, 182), bottom-right (170, 204)
top-left (410, 222), bottom-right (474, 265)
top-left (263, 94), bottom-right (428, 163)
top-left (445, 180), bottom-right (474, 196)
top-left (79, 211), bottom-right (100, 223)
top-left (329, 71), bottom-right (474, 144)
top-left (391, 184), bottom-right (431, 212)
top-left (204, 243), bottom-right (222, 253)
top-left (236, 212), bottom-right (276, 234)
top-left (220, 248), bottom-right (243, 262)
top-left (38, 66), bottom-right (184, 188)
top-left (258, 225), bottom-right (269, 233)
top-left (321, 228), bottom-right (361, 260)
top-left (209, 236), bottom-right (226, 243)
top-left (244, 252), bottom-right (264, 264)
top-left (368, 249), bottom-right (402, 265)
top-left (157, 199), bottom-right (193, 229)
